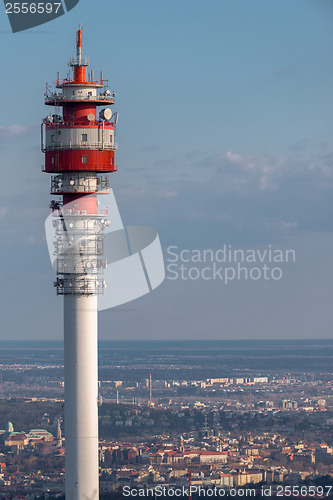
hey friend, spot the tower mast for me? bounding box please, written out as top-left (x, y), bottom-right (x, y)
top-left (150, 372), bottom-right (152, 406)
top-left (42, 28), bottom-right (117, 499)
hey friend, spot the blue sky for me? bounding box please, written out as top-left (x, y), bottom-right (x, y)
top-left (0, 0), bottom-right (332, 340)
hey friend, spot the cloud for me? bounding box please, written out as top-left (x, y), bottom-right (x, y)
top-left (289, 140), bottom-right (328, 152)
top-left (160, 190), bottom-right (178, 199)
top-left (192, 150), bottom-right (288, 191)
top-left (308, 152), bottom-right (333, 177)
top-left (0, 207), bottom-right (8, 219)
top-left (0, 124), bottom-right (29, 138)
top-left (280, 221), bottom-right (298, 229)
top-left (185, 146), bottom-right (333, 195)
top-left (225, 150), bottom-right (287, 175)
top-left (225, 151), bottom-right (244, 165)
top-left (102, 143), bottom-right (333, 250)
top-left (289, 140), bottom-right (311, 152)
top-left (259, 175), bottom-right (277, 191)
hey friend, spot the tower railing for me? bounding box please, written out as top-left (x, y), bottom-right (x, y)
top-left (43, 142), bottom-right (118, 152)
top-left (45, 92), bottom-right (114, 103)
top-left (44, 119), bottom-right (115, 127)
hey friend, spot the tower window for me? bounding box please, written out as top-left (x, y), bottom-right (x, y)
top-left (110, 157), bottom-right (113, 165)
top-left (82, 134), bottom-right (88, 142)
top-left (51, 157), bottom-right (55, 164)
top-left (82, 156), bottom-right (88, 164)
top-left (51, 135), bottom-right (55, 143)
top-left (110, 135), bottom-right (113, 144)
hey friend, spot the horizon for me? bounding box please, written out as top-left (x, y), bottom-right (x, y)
top-left (0, 338), bottom-right (331, 344)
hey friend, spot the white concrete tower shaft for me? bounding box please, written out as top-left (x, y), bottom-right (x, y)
top-left (64, 295), bottom-right (99, 500)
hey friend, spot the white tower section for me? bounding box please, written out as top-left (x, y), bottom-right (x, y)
top-left (64, 295), bottom-right (99, 499)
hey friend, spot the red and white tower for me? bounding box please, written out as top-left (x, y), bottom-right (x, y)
top-left (42, 28), bottom-right (117, 500)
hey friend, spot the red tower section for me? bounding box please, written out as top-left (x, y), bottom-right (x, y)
top-left (42, 27), bottom-right (117, 215)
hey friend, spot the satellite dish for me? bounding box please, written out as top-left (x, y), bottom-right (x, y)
top-left (100, 108), bottom-right (112, 121)
top-left (105, 90), bottom-right (111, 95)
top-left (87, 113), bottom-right (95, 121)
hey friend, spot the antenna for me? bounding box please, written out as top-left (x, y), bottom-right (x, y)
top-left (149, 373), bottom-right (152, 406)
top-left (100, 108), bottom-right (112, 121)
top-left (76, 26), bottom-right (82, 66)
